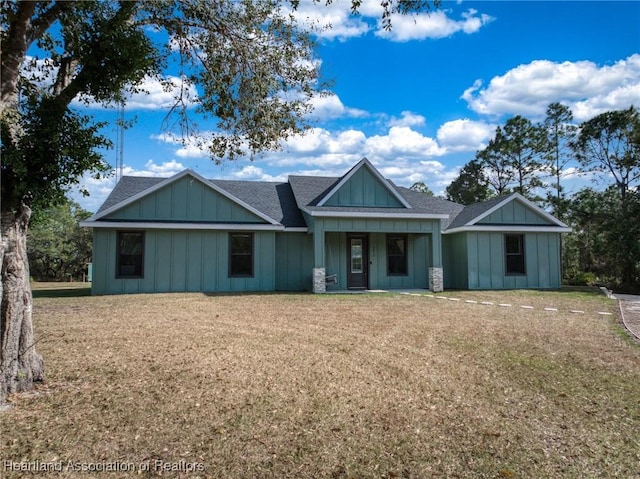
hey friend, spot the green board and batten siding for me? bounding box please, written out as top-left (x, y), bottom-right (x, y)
top-left (323, 232), bottom-right (431, 291)
top-left (88, 160), bottom-right (568, 295)
top-left (92, 229), bottom-right (277, 294)
top-left (91, 175), bottom-right (281, 295)
top-left (443, 196), bottom-right (563, 289)
top-left (107, 175), bottom-right (266, 223)
top-left (275, 233), bottom-right (313, 291)
top-left (477, 200), bottom-right (554, 225)
top-left (322, 166), bottom-right (404, 208)
top-left (309, 163), bottom-right (440, 290)
top-left (464, 232), bottom-right (561, 289)
top-left (443, 233), bottom-right (468, 290)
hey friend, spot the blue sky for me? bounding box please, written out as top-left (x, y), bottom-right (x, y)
top-left (65, 1), bottom-right (640, 212)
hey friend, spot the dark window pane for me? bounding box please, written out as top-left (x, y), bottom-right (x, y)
top-left (388, 256), bottom-right (406, 275)
top-left (388, 237), bottom-right (405, 255)
top-left (117, 231), bottom-right (144, 278)
top-left (387, 235), bottom-right (408, 276)
top-left (506, 235), bottom-right (522, 254)
top-left (231, 234), bottom-right (252, 254)
top-left (229, 233), bottom-right (253, 277)
top-left (505, 234), bottom-right (525, 275)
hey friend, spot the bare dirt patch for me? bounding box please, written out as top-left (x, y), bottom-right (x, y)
top-left (2, 291), bottom-right (639, 478)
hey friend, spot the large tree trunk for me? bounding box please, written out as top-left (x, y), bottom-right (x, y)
top-left (0, 204), bottom-right (44, 405)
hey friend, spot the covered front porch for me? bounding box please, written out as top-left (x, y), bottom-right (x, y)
top-left (307, 215), bottom-right (445, 293)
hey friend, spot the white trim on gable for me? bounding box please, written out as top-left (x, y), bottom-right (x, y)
top-left (443, 225), bottom-right (572, 234)
top-left (463, 193), bottom-right (570, 229)
top-left (86, 169), bottom-right (281, 225)
top-left (316, 158), bottom-right (412, 209)
top-left (80, 221), bottom-right (286, 231)
top-left (301, 207), bottom-right (447, 220)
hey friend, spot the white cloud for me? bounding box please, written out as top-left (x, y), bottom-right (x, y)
top-left (308, 93), bottom-right (368, 120)
top-left (288, 1), bottom-right (492, 42)
top-left (437, 119), bottom-right (495, 152)
top-left (463, 54), bottom-right (640, 120)
top-left (138, 159), bottom-right (185, 176)
top-left (375, 8), bottom-right (494, 42)
top-left (223, 165), bottom-right (288, 182)
top-left (174, 142), bottom-right (209, 159)
top-left (72, 75), bottom-right (198, 110)
top-left (365, 126), bottom-right (445, 159)
top-left (388, 111), bottom-right (426, 128)
top-left (151, 133), bottom-right (213, 159)
top-left (121, 75), bottom-right (198, 110)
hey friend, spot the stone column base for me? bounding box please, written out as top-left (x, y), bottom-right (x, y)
top-left (429, 267), bottom-right (443, 292)
top-left (313, 267), bottom-right (326, 293)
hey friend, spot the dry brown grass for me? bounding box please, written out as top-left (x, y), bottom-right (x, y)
top-left (2, 289), bottom-right (639, 478)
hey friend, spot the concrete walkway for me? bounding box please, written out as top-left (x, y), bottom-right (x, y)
top-left (615, 293), bottom-right (640, 341)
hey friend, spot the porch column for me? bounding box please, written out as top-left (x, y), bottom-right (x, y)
top-left (429, 267), bottom-right (443, 292)
top-left (312, 228), bottom-right (326, 293)
top-left (429, 229), bottom-right (444, 292)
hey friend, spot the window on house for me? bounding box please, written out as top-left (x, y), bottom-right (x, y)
top-left (229, 233), bottom-right (253, 277)
top-left (387, 234), bottom-right (408, 276)
top-left (505, 234), bottom-right (526, 275)
top-left (117, 231), bottom-right (144, 278)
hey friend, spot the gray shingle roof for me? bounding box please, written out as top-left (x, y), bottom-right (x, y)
top-left (288, 175), bottom-right (339, 207)
top-left (97, 176), bottom-right (164, 213)
top-left (396, 187), bottom-right (464, 229)
top-left (445, 195), bottom-right (512, 230)
top-left (95, 170), bottom-right (473, 230)
top-left (210, 180), bottom-right (306, 227)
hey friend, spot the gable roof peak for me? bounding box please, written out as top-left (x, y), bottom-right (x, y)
top-left (87, 167), bottom-right (280, 225)
top-left (445, 192), bottom-right (570, 232)
top-left (315, 157), bottom-right (412, 209)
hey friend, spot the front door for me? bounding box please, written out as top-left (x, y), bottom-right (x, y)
top-left (347, 234), bottom-right (369, 289)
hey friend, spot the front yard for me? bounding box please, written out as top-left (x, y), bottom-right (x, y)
top-left (2, 288), bottom-right (639, 478)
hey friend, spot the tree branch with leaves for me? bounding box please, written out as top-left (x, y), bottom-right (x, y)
top-left (0, 0), bottom-right (441, 404)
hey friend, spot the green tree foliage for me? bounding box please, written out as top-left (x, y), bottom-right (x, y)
top-left (563, 187), bottom-right (640, 289)
top-left (410, 181), bottom-right (434, 196)
top-left (445, 159), bottom-right (494, 205)
top-left (482, 116), bottom-right (545, 199)
top-left (573, 106), bottom-right (640, 202)
top-left (27, 199), bottom-right (92, 281)
top-left (445, 104), bottom-right (639, 290)
top-left (541, 102), bottom-right (577, 217)
top-left (570, 106), bottom-right (640, 287)
top-left (453, 116), bottom-right (546, 203)
top-left (1, 0), bottom-right (319, 212)
top-left (474, 132), bottom-right (515, 196)
top-left (0, 0), bottom-right (441, 402)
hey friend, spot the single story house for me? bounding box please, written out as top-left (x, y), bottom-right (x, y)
top-left (81, 158), bottom-right (571, 295)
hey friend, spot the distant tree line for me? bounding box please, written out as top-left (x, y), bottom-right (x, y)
top-left (27, 199), bottom-right (92, 282)
top-left (445, 104), bottom-right (640, 292)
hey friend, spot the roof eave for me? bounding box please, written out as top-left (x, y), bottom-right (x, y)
top-left (301, 207), bottom-right (448, 220)
top-left (80, 220), bottom-right (286, 231)
top-left (443, 225), bottom-right (572, 234)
